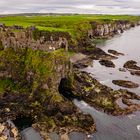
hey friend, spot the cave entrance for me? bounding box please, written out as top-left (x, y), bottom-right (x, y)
top-left (13, 115), bottom-right (33, 131)
top-left (58, 78), bottom-right (76, 100)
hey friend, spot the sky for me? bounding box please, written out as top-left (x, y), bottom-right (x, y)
top-left (0, 0), bottom-right (140, 15)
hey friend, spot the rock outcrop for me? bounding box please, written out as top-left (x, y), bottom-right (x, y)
top-left (89, 20), bottom-right (138, 39)
top-left (0, 42), bottom-right (95, 139)
top-left (123, 60), bottom-right (140, 76)
top-left (0, 121), bottom-right (20, 140)
top-left (83, 47), bottom-right (118, 60)
top-left (72, 70), bottom-right (140, 115)
top-left (124, 60), bottom-right (140, 70)
top-left (0, 26), bottom-right (70, 52)
top-left (108, 49), bottom-right (124, 56)
top-left (112, 80), bottom-right (139, 88)
top-left (99, 59), bottom-right (115, 68)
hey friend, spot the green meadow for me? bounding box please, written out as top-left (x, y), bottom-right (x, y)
top-left (0, 14), bottom-right (140, 39)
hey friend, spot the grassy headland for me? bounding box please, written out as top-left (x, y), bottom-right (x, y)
top-left (0, 14), bottom-right (140, 138)
top-left (0, 14), bottom-right (140, 40)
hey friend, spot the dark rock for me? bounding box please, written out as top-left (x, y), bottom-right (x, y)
top-left (131, 71), bottom-right (140, 76)
top-left (73, 58), bottom-right (93, 69)
top-left (112, 80), bottom-right (139, 88)
top-left (83, 48), bottom-right (118, 60)
top-left (119, 68), bottom-right (127, 72)
top-left (124, 60), bottom-right (140, 70)
top-left (72, 70), bottom-right (140, 115)
top-left (99, 59), bottom-right (115, 68)
top-left (123, 60), bottom-right (140, 76)
top-left (108, 49), bottom-right (124, 56)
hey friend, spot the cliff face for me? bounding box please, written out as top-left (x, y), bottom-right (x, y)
top-left (0, 35), bottom-right (95, 138)
top-left (88, 20), bottom-right (140, 39)
top-left (0, 27), bottom-right (69, 52)
top-left (0, 20), bottom-right (139, 53)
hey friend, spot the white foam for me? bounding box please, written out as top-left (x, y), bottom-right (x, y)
top-left (137, 125), bottom-right (140, 131)
top-left (100, 79), bottom-right (110, 84)
top-left (128, 114), bottom-right (136, 119)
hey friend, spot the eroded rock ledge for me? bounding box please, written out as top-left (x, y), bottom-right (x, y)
top-left (99, 59), bottom-right (115, 68)
top-left (124, 60), bottom-right (140, 76)
top-left (72, 70), bottom-right (140, 116)
top-left (112, 80), bottom-right (139, 88)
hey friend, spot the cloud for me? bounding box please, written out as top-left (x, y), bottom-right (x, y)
top-left (0, 0), bottom-right (140, 15)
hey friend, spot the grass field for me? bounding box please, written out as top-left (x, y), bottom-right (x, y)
top-left (0, 14), bottom-right (140, 38)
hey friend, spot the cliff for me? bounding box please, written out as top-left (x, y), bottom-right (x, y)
top-left (0, 15), bottom-right (140, 139)
top-left (0, 43), bottom-right (95, 139)
top-left (89, 20), bottom-right (140, 38)
top-left (0, 27), bottom-right (70, 52)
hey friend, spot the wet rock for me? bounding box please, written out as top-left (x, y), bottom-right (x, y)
top-left (112, 80), bottom-right (139, 88)
top-left (83, 48), bottom-right (118, 60)
top-left (73, 58), bottom-right (93, 69)
top-left (119, 68), bottom-right (127, 72)
top-left (131, 70), bottom-right (140, 76)
top-left (0, 135), bottom-right (7, 140)
top-left (11, 127), bottom-right (19, 137)
top-left (124, 60), bottom-right (140, 70)
top-left (99, 59), bottom-right (115, 68)
top-left (72, 70), bottom-right (140, 115)
top-left (70, 53), bottom-right (87, 63)
top-left (70, 53), bottom-right (93, 69)
top-left (116, 98), bottom-right (128, 109)
top-left (108, 49), bottom-right (124, 56)
top-left (0, 123), bottom-right (5, 133)
top-left (60, 133), bottom-right (69, 140)
top-left (0, 121), bottom-right (20, 140)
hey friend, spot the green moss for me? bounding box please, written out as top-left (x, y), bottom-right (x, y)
top-left (0, 46), bottom-right (69, 97)
top-left (0, 78), bottom-right (21, 93)
top-left (84, 85), bottom-right (95, 92)
top-left (51, 94), bottom-right (63, 102)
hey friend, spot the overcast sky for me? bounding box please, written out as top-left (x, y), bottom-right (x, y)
top-left (0, 0), bottom-right (140, 15)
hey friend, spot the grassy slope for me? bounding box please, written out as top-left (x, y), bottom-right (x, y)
top-left (0, 15), bottom-right (140, 38)
top-left (0, 47), bottom-right (68, 95)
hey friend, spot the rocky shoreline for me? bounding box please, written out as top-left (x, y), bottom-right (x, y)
top-left (70, 22), bottom-right (140, 116)
top-left (0, 121), bottom-right (20, 140)
top-left (72, 70), bottom-right (140, 116)
top-left (0, 19), bottom-right (140, 140)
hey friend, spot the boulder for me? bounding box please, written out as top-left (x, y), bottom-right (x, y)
top-left (61, 133), bottom-right (69, 140)
top-left (119, 68), bottom-right (127, 72)
top-left (108, 49), bottom-right (124, 56)
top-left (131, 71), bottom-right (140, 76)
top-left (99, 59), bottom-right (115, 68)
top-left (124, 60), bottom-right (140, 70)
top-left (112, 80), bottom-right (139, 88)
top-left (84, 48), bottom-right (117, 60)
